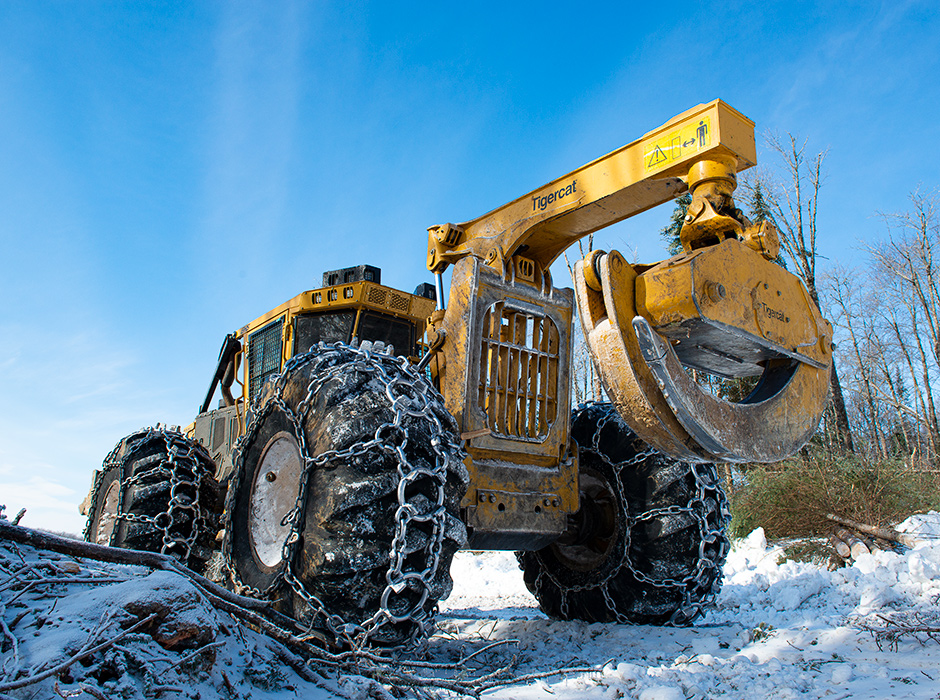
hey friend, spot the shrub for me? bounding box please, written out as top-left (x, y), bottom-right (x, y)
top-left (729, 455), bottom-right (940, 539)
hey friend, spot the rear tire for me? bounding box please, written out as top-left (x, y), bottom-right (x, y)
top-left (517, 402), bottom-right (730, 625)
top-left (224, 343), bottom-right (468, 646)
top-left (84, 428), bottom-right (224, 573)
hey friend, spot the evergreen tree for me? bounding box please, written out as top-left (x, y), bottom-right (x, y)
top-left (749, 180), bottom-right (773, 224)
top-left (659, 193), bottom-right (690, 255)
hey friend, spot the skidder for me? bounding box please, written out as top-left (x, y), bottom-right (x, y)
top-left (85, 101), bottom-right (831, 647)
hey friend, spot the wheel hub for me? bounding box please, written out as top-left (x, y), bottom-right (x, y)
top-left (248, 431), bottom-right (304, 570)
top-left (552, 468), bottom-right (619, 571)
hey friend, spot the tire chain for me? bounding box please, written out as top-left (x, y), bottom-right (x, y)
top-left (529, 402), bottom-right (732, 625)
top-left (222, 342), bottom-right (465, 649)
top-left (83, 427), bottom-right (216, 568)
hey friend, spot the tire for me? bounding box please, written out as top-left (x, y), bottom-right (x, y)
top-left (517, 402), bottom-right (730, 625)
top-left (223, 343), bottom-right (468, 646)
top-left (84, 428), bottom-right (224, 573)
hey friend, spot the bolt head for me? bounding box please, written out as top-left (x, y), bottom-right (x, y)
top-left (265, 471), bottom-right (277, 482)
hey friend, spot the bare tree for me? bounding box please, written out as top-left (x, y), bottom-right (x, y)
top-left (826, 269), bottom-right (886, 457)
top-left (565, 235), bottom-right (605, 405)
top-left (868, 191), bottom-right (940, 460)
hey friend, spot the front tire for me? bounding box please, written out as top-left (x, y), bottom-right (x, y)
top-left (224, 343), bottom-right (468, 646)
top-left (517, 402), bottom-right (730, 625)
top-left (84, 428), bottom-right (223, 573)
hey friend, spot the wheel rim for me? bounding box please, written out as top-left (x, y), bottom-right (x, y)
top-left (248, 431), bottom-right (304, 570)
top-left (95, 479), bottom-right (121, 545)
top-left (552, 468), bottom-right (619, 571)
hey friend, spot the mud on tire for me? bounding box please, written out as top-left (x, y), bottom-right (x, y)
top-left (84, 428), bottom-right (224, 573)
top-left (517, 402), bottom-right (731, 625)
top-left (223, 343), bottom-right (468, 647)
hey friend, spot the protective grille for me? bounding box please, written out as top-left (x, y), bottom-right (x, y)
top-left (247, 318), bottom-right (284, 398)
top-left (478, 302), bottom-right (559, 440)
top-left (368, 287), bottom-right (388, 305)
top-left (389, 293), bottom-right (410, 313)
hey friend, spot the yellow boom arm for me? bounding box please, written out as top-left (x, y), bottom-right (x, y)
top-left (427, 100), bottom-right (756, 275)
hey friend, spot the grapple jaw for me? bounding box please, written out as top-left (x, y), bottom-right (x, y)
top-left (574, 243), bottom-right (833, 464)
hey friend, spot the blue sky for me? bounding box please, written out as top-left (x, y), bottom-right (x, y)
top-left (1, 1), bottom-right (938, 534)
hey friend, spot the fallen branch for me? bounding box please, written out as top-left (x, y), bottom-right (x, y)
top-left (0, 522), bottom-right (290, 618)
top-left (857, 612), bottom-right (940, 652)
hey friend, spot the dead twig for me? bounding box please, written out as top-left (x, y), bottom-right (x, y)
top-left (79, 684), bottom-right (109, 700)
top-left (164, 640), bottom-right (227, 671)
top-left (268, 640), bottom-right (328, 686)
top-left (0, 563), bottom-right (40, 592)
top-left (0, 616), bottom-right (19, 682)
top-left (477, 662), bottom-right (608, 691)
top-left (0, 612), bottom-right (158, 692)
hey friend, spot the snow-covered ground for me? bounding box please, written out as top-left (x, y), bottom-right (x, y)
top-left (2, 515), bottom-right (939, 699)
top-left (441, 516), bottom-right (940, 699)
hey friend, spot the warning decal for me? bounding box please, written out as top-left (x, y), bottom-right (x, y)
top-left (643, 116), bottom-right (711, 173)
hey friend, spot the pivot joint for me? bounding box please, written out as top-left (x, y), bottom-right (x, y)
top-left (680, 155), bottom-right (744, 253)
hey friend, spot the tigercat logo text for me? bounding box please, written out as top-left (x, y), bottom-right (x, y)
top-left (532, 180), bottom-right (577, 212)
top-left (759, 301), bottom-right (787, 322)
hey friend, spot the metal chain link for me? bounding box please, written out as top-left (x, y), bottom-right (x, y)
top-left (222, 341), bottom-right (463, 649)
top-left (533, 402), bottom-right (731, 625)
top-left (83, 427), bottom-right (216, 567)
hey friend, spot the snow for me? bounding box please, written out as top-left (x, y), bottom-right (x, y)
top-left (1, 513), bottom-right (939, 698)
top-left (436, 513), bottom-right (940, 699)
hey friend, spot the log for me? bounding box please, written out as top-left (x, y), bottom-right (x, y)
top-left (834, 527), bottom-right (874, 559)
top-left (826, 513), bottom-right (918, 548)
top-left (850, 540), bottom-right (871, 560)
top-left (829, 533), bottom-right (851, 559)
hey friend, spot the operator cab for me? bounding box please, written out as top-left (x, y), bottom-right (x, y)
top-left (190, 264), bottom-right (437, 479)
top-left (237, 264), bottom-right (437, 401)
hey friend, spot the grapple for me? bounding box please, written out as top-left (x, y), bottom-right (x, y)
top-left (573, 243), bottom-right (832, 463)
